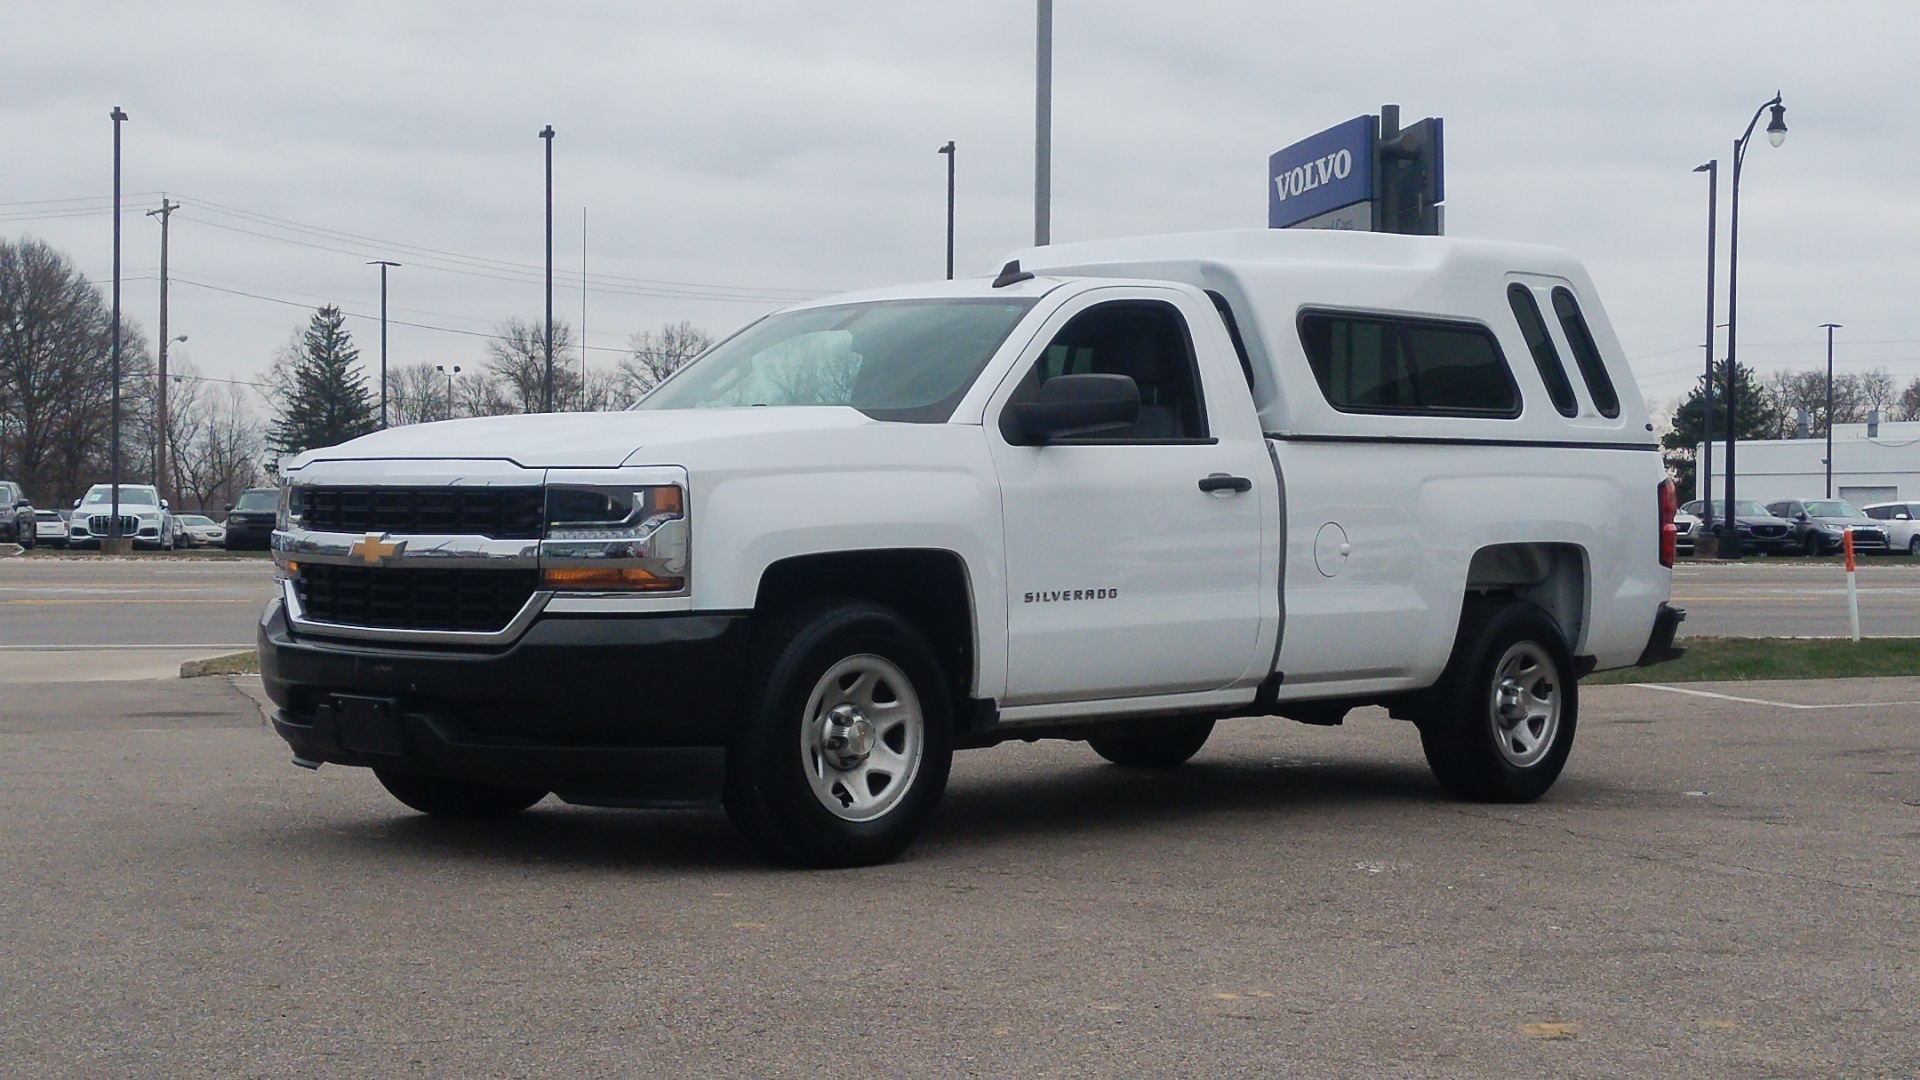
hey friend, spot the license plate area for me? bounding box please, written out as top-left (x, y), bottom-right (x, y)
top-left (331, 695), bottom-right (406, 757)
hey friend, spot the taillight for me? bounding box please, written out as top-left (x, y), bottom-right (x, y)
top-left (1658, 479), bottom-right (1677, 568)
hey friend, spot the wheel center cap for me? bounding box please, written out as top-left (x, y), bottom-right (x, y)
top-left (1495, 680), bottom-right (1526, 723)
top-left (820, 704), bottom-right (876, 770)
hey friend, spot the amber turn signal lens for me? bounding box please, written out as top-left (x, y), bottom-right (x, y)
top-left (651, 486), bottom-right (683, 515)
top-left (541, 567), bottom-right (682, 591)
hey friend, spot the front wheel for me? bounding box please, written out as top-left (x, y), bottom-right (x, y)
top-left (1087, 718), bottom-right (1215, 768)
top-left (373, 770), bottom-right (546, 818)
top-left (1908, 536), bottom-right (1919, 557)
top-left (1803, 534), bottom-right (1823, 557)
top-left (1418, 600), bottom-right (1577, 803)
top-left (725, 600), bottom-right (953, 868)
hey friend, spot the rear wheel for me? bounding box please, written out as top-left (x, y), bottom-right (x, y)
top-left (1908, 536), bottom-right (1919, 557)
top-left (724, 600), bottom-right (953, 868)
top-left (1803, 533), bottom-right (1822, 556)
top-left (19, 522), bottom-right (33, 550)
top-left (1087, 718), bottom-right (1216, 768)
top-left (373, 770), bottom-right (546, 818)
top-left (1418, 600), bottom-right (1577, 803)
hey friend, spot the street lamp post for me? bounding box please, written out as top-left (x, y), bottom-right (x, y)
top-left (1822, 322), bottom-right (1842, 498)
top-left (1692, 161), bottom-right (1717, 537)
top-left (436, 364), bottom-right (461, 422)
top-left (1720, 91), bottom-right (1787, 559)
top-left (540, 124), bottom-right (555, 413)
top-left (938, 141), bottom-right (955, 279)
top-left (109, 106), bottom-right (129, 553)
top-left (1034, 0), bottom-right (1051, 246)
top-left (368, 260), bottom-right (400, 427)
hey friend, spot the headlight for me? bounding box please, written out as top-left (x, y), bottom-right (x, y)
top-left (278, 484), bottom-right (297, 531)
top-left (539, 484), bottom-right (687, 592)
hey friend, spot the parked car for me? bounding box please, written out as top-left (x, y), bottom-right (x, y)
top-left (32, 509), bottom-right (68, 548)
top-left (1680, 499), bottom-right (1796, 554)
top-left (223, 488), bottom-right (279, 550)
top-left (260, 227), bottom-right (1682, 867)
top-left (1765, 499), bottom-right (1889, 556)
top-left (0, 482), bottom-right (36, 548)
top-left (176, 513), bottom-right (227, 548)
top-left (1862, 502), bottom-right (1920, 556)
top-left (1673, 508), bottom-right (1700, 555)
top-left (65, 484), bottom-right (174, 549)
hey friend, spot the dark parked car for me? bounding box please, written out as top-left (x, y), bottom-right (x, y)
top-left (0, 481), bottom-right (36, 549)
top-left (223, 487), bottom-right (279, 550)
top-left (1680, 499), bottom-right (1796, 554)
top-left (1766, 499), bottom-right (1890, 556)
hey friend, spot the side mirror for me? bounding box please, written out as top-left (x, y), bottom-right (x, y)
top-left (161, 499), bottom-right (169, 510)
top-left (224, 504), bottom-right (233, 512)
top-left (1797, 512), bottom-right (1810, 522)
top-left (12, 500), bottom-right (26, 510)
top-left (1006, 374), bottom-right (1140, 444)
top-left (72, 499), bottom-right (81, 508)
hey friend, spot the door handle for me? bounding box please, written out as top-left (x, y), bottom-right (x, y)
top-left (1198, 473), bottom-right (1252, 494)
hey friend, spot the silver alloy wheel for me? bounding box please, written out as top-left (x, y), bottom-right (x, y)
top-left (799, 653), bottom-right (925, 823)
top-left (1487, 641), bottom-right (1561, 768)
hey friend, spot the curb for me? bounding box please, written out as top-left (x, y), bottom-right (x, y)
top-left (180, 651), bottom-right (260, 678)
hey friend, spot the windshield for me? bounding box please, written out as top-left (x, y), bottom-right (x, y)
top-left (636, 299), bottom-right (1037, 423)
top-left (82, 487), bottom-right (157, 506)
top-left (1805, 501), bottom-right (1861, 518)
top-left (181, 515), bottom-right (215, 526)
top-left (1696, 501), bottom-right (1772, 517)
top-left (234, 490), bottom-right (278, 511)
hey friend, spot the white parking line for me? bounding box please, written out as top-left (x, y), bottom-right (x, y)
top-left (1631, 683), bottom-right (1920, 711)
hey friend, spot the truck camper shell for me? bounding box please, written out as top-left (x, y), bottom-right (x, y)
top-left (1006, 229), bottom-right (1652, 446)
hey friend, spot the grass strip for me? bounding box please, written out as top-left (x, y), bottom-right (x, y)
top-left (1588, 636), bottom-right (1920, 684)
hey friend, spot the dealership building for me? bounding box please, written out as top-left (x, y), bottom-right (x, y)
top-left (1699, 421), bottom-right (1920, 506)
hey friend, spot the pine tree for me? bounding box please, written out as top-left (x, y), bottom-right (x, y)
top-left (269, 305), bottom-right (376, 454)
top-left (1662, 359), bottom-right (1782, 502)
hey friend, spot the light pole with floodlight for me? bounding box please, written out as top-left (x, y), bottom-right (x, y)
top-left (1822, 322), bottom-right (1841, 498)
top-left (436, 364), bottom-right (461, 422)
top-left (1691, 160), bottom-right (1717, 536)
top-left (938, 141), bottom-right (955, 279)
top-left (368, 260), bottom-right (399, 427)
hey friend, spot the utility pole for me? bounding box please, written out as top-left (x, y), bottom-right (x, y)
top-left (1822, 322), bottom-right (1842, 498)
top-left (368, 260), bottom-right (399, 427)
top-left (146, 196), bottom-right (178, 504)
top-left (109, 106), bottom-right (128, 551)
top-left (540, 124), bottom-right (555, 413)
top-left (938, 141), bottom-right (956, 279)
top-left (1034, 0), bottom-right (1051, 246)
top-left (581, 207), bottom-right (588, 396)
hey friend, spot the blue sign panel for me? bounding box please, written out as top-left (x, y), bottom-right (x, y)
top-left (1268, 115), bottom-right (1376, 229)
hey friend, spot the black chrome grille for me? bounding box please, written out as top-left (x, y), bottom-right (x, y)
top-left (294, 564), bottom-right (540, 633)
top-left (1751, 525), bottom-right (1787, 538)
top-left (300, 487), bottom-right (545, 539)
top-left (87, 514), bottom-right (139, 535)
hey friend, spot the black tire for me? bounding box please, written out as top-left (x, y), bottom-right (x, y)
top-left (1908, 536), bottom-right (1919, 557)
top-left (19, 523), bottom-right (32, 551)
top-left (1803, 533), bottom-right (1822, 557)
top-left (1087, 718), bottom-right (1216, 768)
top-left (373, 769), bottom-right (547, 818)
top-left (1418, 599), bottom-right (1577, 803)
top-left (724, 600), bottom-right (953, 868)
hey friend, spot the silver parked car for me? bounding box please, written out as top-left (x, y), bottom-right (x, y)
top-left (1863, 502), bottom-right (1920, 556)
top-left (175, 514), bottom-right (227, 548)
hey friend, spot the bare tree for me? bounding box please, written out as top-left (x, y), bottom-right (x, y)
top-left (618, 321), bottom-right (711, 404)
top-left (384, 362), bottom-right (450, 426)
top-left (1896, 378), bottom-right (1920, 423)
top-left (163, 356), bottom-right (263, 513)
top-left (485, 318), bottom-right (580, 413)
top-left (1859, 366), bottom-right (1897, 421)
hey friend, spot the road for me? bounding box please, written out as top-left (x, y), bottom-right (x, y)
top-left (1671, 558), bottom-right (1920, 638)
top-left (2, 672), bottom-right (1916, 1075)
top-left (4, 553), bottom-right (1918, 656)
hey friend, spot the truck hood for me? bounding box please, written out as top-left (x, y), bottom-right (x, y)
top-left (286, 407), bottom-right (880, 471)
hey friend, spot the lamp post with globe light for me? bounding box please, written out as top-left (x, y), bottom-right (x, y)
top-left (1719, 92), bottom-right (1787, 559)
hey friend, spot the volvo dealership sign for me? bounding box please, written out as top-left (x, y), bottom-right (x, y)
top-left (1269, 108), bottom-right (1445, 235)
top-left (1268, 115), bottom-right (1376, 230)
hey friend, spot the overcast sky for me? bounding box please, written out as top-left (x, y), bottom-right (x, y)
top-left (5, 1), bottom-right (1918, 412)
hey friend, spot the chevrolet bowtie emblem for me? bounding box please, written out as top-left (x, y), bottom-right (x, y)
top-left (348, 532), bottom-right (404, 565)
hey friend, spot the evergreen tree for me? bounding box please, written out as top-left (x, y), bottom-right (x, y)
top-left (269, 306), bottom-right (376, 454)
top-left (1662, 359), bottom-right (1781, 502)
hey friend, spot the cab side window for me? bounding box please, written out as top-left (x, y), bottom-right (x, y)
top-left (1000, 300), bottom-right (1209, 442)
top-left (1297, 311), bottom-right (1520, 417)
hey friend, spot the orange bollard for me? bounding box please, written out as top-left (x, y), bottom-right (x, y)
top-left (1843, 528), bottom-right (1861, 641)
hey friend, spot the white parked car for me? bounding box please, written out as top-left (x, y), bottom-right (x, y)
top-left (65, 484), bottom-right (174, 550)
top-left (1863, 502), bottom-right (1920, 556)
top-left (175, 514), bottom-right (227, 548)
top-left (32, 509), bottom-right (68, 548)
top-left (259, 229), bottom-right (1680, 867)
top-left (1673, 508), bottom-right (1700, 555)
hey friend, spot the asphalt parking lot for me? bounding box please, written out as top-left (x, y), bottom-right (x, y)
top-left (2, 669), bottom-right (1917, 1075)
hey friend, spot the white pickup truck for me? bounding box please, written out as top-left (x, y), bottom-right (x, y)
top-left (260, 229), bottom-right (1683, 867)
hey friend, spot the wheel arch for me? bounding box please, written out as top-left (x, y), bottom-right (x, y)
top-left (1464, 541), bottom-right (1589, 654)
top-left (752, 548), bottom-right (980, 715)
